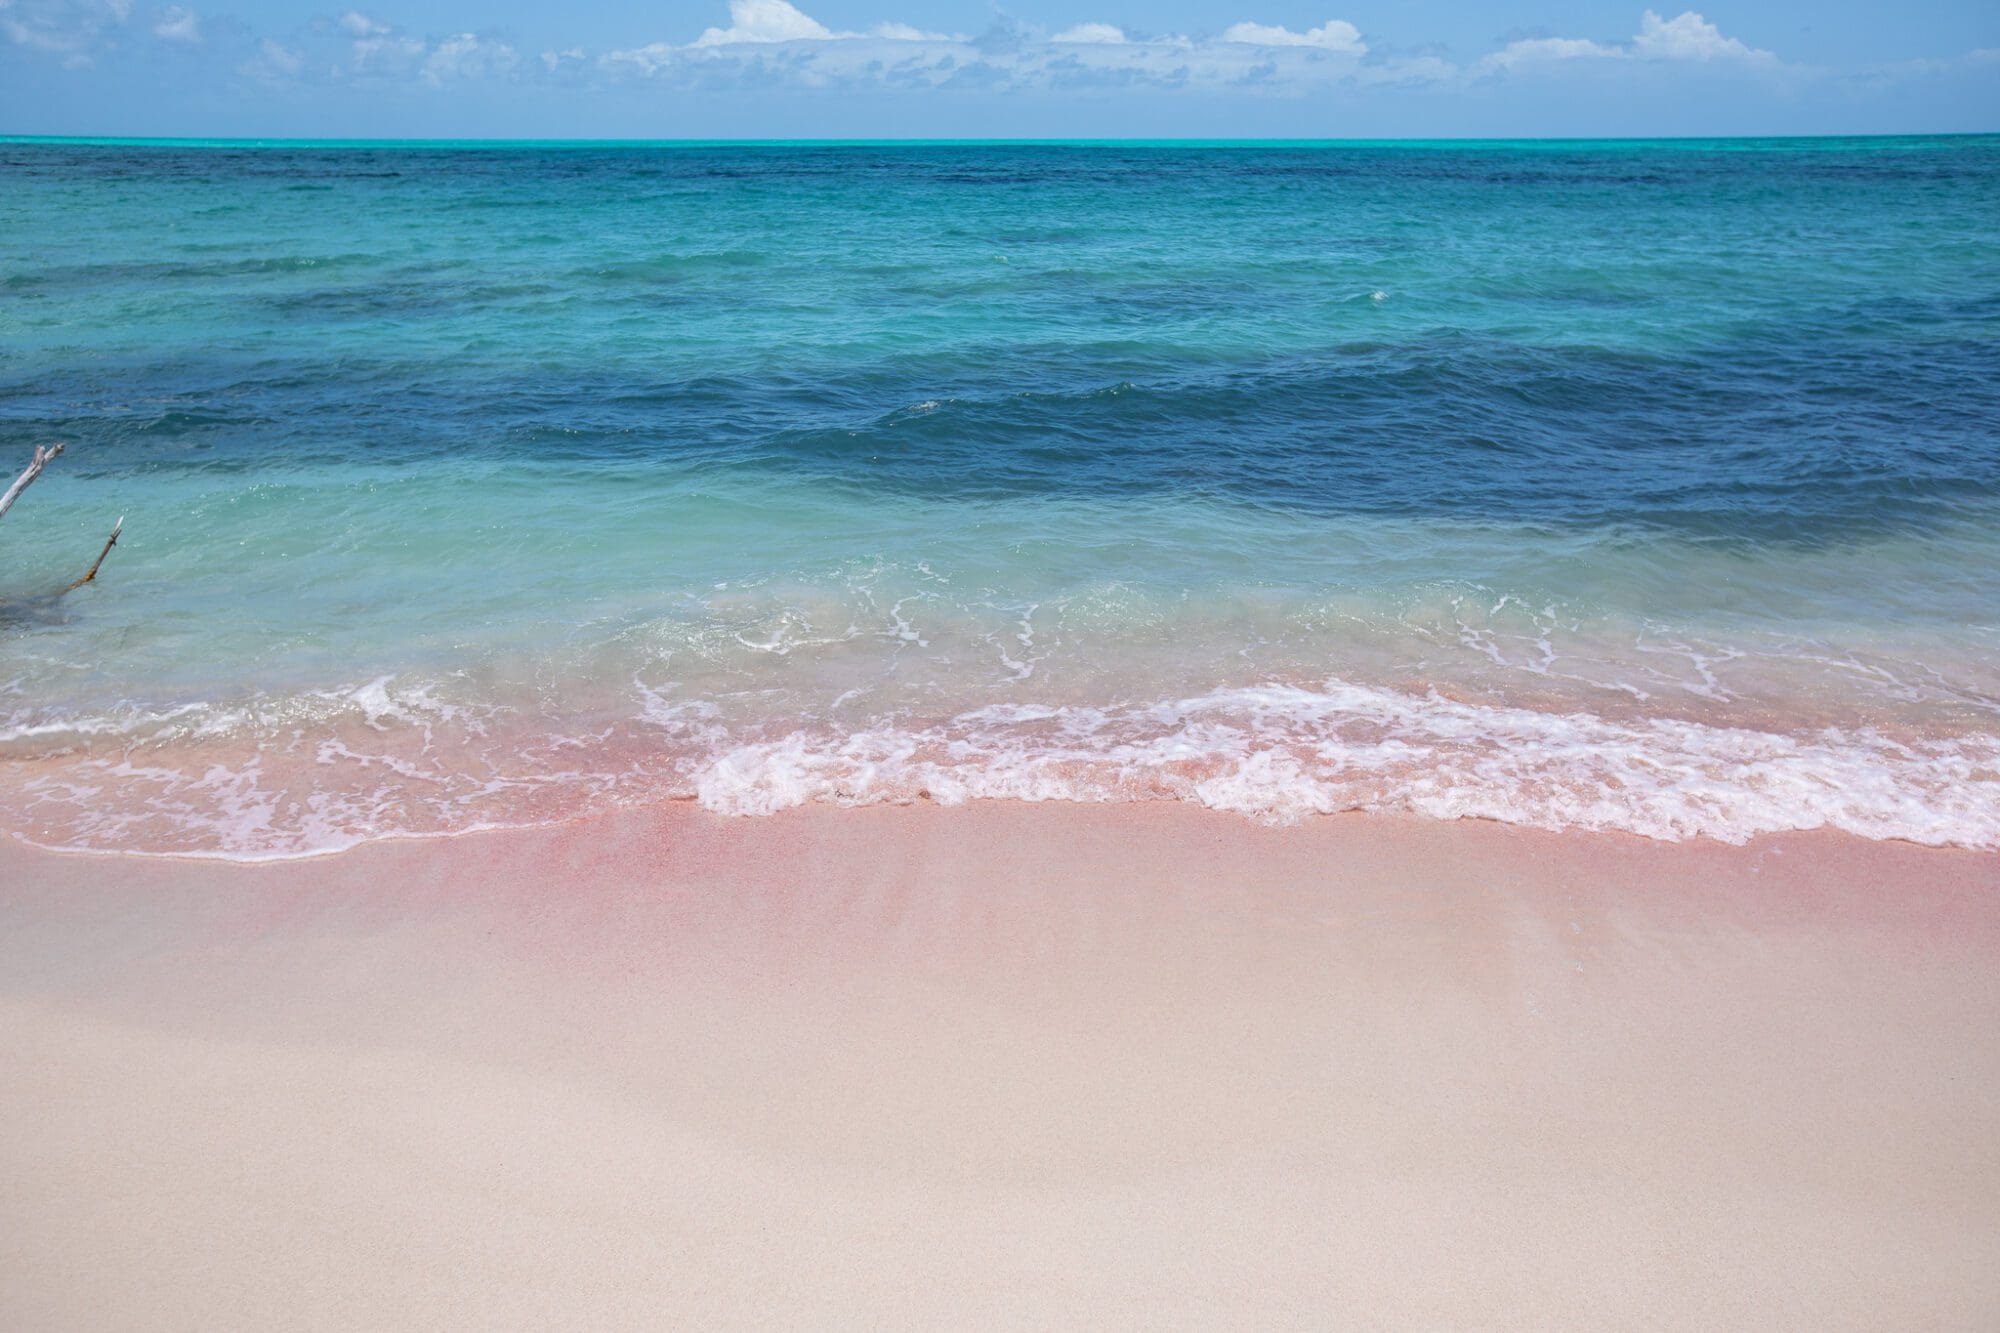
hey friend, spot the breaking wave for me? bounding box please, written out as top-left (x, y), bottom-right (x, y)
top-left (5, 675), bottom-right (1997, 859)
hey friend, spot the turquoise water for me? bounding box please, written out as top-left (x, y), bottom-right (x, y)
top-left (3, 137), bottom-right (1998, 856)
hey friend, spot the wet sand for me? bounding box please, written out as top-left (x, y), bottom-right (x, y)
top-left (3, 802), bottom-right (1998, 1329)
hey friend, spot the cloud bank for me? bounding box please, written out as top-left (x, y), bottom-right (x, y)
top-left (1479, 8), bottom-right (1775, 75)
top-left (595, 0), bottom-right (1393, 92)
top-left (3, 0), bottom-right (1988, 122)
top-left (576, 3), bottom-right (1801, 96)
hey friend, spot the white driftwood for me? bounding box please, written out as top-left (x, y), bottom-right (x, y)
top-left (0, 443), bottom-right (65, 525)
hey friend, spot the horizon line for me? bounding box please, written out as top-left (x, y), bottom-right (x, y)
top-left (5, 130), bottom-right (1997, 148)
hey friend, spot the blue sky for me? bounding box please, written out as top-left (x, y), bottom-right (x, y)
top-left (2, 0), bottom-right (1995, 137)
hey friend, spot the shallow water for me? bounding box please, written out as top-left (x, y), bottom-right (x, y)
top-left (3, 137), bottom-right (1998, 856)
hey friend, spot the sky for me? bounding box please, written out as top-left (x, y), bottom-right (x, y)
top-left (1, 0), bottom-right (1996, 138)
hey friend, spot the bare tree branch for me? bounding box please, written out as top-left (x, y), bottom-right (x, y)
top-left (63, 517), bottom-right (124, 593)
top-left (0, 443), bottom-right (66, 525)
top-left (2, 444), bottom-right (124, 599)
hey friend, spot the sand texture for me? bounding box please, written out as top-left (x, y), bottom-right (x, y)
top-left (4, 803), bottom-right (1998, 1329)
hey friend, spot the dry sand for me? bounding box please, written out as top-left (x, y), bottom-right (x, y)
top-left (2, 801), bottom-right (1998, 1329)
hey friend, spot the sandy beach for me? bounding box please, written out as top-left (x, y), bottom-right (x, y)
top-left (3, 802), bottom-right (1997, 1329)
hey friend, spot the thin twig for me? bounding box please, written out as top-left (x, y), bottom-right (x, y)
top-left (63, 516), bottom-right (124, 593)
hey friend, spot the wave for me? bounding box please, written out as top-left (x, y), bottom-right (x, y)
top-left (5, 676), bottom-right (1997, 860)
top-left (686, 684), bottom-right (2000, 847)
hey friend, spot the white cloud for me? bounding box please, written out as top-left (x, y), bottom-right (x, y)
top-left (692, 0), bottom-right (840, 46)
top-left (1, 13), bottom-right (78, 50)
top-left (1478, 10), bottom-right (1772, 75)
top-left (324, 19), bottom-right (522, 84)
top-left (1632, 9), bottom-right (1771, 63)
top-left (1479, 35), bottom-right (1622, 71)
top-left (540, 44), bottom-right (585, 71)
top-left (420, 31), bottom-right (517, 84)
top-left (1219, 19), bottom-right (1363, 53)
top-left (151, 4), bottom-right (197, 42)
top-left (349, 31), bottom-right (423, 71)
top-left (870, 20), bottom-right (957, 41)
top-left (601, 40), bottom-right (675, 73)
top-left (2, 0), bottom-right (129, 60)
top-left (240, 34), bottom-right (301, 81)
top-left (1050, 22), bottom-right (1124, 45)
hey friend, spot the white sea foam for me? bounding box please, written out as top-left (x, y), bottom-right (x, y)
top-left (682, 682), bottom-right (2000, 848)
top-left (7, 676), bottom-right (1999, 858)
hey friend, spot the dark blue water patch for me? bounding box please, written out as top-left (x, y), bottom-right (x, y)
top-left (6, 136), bottom-right (1999, 551)
top-left (6, 327), bottom-right (1997, 545)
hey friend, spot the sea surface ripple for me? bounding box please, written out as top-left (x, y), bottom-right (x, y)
top-left (3, 137), bottom-right (1998, 856)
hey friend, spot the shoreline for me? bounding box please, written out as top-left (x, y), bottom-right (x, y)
top-left (4, 801), bottom-right (1999, 1327)
top-left (8, 790), bottom-right (2000, 866)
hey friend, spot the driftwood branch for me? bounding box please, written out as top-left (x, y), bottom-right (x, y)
top-left (2, 443), bottom-right (123, 597)
top-left (63, 517), bottom-right (123, 592)
top-left (0, 442), bottom-right (64, 525)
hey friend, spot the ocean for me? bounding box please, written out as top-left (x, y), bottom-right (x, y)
top-left (3, 135), bottom-right (1998, 857)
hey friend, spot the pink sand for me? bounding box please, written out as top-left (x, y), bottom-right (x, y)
top-left (3, 802), bottom-right (1998, 1328)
